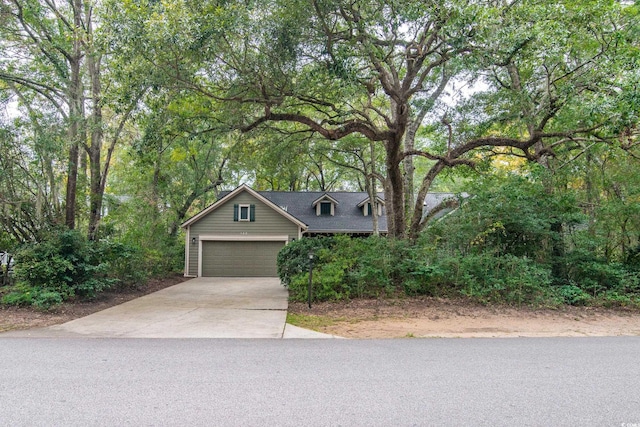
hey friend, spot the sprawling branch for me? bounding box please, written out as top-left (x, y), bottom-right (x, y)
top-left (240, 111), bottom-right (390, 142)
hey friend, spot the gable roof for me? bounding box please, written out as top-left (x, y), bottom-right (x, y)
top-left (311, 193), bottom-right (340, 206)
top-left (181, 184), bottom-right (307, 229)
top-left (357, 195), bottom-right (385, 208)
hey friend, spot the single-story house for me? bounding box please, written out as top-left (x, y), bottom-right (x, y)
top-left (181, 184), bottom-right (456, 278)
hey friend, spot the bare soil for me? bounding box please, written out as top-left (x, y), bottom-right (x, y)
top-left (288, 298), bottom-right (640, 338)
top-left (3, 277), bottom-right (640, 338)
top-left (0, 274), bottom-right (188, 333)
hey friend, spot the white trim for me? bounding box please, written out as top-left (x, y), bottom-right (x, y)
top-left (184, 226), bottom-right (190, 276)
top-left (311, 193), bottom-right (340, 206)
top-left (181, 184), bottom-right (307, 229)
top-left (197, 234), bottom-right (290, 277)
top-left (199, 234), bottom-right (289, 242)
top-left (198, 239), bottom-right (203, 277)
top-left (357, 195), bottom-right (385, 207)
top-left (238, 204), bottom-right (250, 221)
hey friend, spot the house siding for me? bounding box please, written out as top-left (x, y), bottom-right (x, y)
top-left (186, 192), bottom-right (300, 276)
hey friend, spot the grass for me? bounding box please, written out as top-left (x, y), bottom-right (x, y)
top-left (286, 312), bottom-right (342, 330)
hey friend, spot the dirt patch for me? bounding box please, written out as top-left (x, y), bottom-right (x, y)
top-left (0, 274), bottom-right (187, 333)
top-left (288, 298), bottom-right (640, 338)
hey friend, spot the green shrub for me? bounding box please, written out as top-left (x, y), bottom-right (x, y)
top-left (1, 284), bottom-right (33, 306)
top-left (280, 236), bottom-right (395, 302)
top-left (452, 254), bottom-right (553, 306)
top-left (1, 284), bottom-right (64, 310)
top-left (288, 255), bottom-right (350, 301)
top-left (95, 239), bottom-right (148, 286)
top-left (2, 229), bottom-right (147, 308)
top-left (563, 249), bottom-right (628, 296)
top-left (402, 263), bottom-right (450, 296)
top-left (277, 237), bottom-right (336, 286)
top-left (341, 236), bottom-right (393, 297)
top-left (14, 229), bottom-right (90, 300)
top-left (32, 290), bottom-right (64, 310)
top-left (626, 245), bottom-right (640, 271)
top-left (556, 284), bottom-right (592, 306)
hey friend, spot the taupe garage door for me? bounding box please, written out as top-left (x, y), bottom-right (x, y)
top-left (201, 240), bottom-right (285, 277)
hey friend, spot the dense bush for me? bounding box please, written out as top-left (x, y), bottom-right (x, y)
top-left (1, 229), bottom-right (145, 309)
top-left (277, 236), bottom-right (337, 287)
top-left (279, 236), bottom-right (394, 301)
top-left (276, 172), bottom-right (640, 308)
top-left (424, 173), bottom-right (583, 261)
top-left (397, 241), bottom-right (555, 306)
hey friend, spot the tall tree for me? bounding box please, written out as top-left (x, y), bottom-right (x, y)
top-left (217, 1), bottom-right (636, 238)
top-left (0, 0), bottom-right (85, 229)
top-left (0, 0), bottom-right (142, 239)
top-left (106, 0), bottom-right (638, 240)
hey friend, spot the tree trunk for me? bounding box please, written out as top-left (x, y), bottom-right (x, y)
top-left (385, 141), bottom-right (406, 239)
top-left (403, 134), bottom-right (415, 220)
top-left (87, 47), bottom-right (104, 241)
top-left (368, 141), bottom-right (379, 236)
top-left (384, 99), bottom-right (410, 239)
top-left (64, 0), bottom-right (85, 230)
top-left (408, 161), bottom-right (446, 241)
top-left (65, 66), bottom-right (81, 229)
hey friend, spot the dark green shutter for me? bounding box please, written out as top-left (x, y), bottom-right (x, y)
top-left (250, 204), bottom-right (256, 222)
top-left (233, 204), bottom-right (239, 221)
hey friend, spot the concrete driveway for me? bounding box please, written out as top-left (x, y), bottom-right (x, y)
top-left (3, 277), bottom-right (335, 338)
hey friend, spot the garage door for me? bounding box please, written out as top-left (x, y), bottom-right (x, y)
top-left (201, 240), bottom-right (285, 277)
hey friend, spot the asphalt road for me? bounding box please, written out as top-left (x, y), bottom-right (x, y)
top-left (1, 337), bottom-right (639, 426)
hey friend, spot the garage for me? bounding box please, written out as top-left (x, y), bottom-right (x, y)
top-left (200, 240), bottom-right (285, 277)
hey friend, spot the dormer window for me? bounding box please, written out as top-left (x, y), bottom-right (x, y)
top-left (312, 194), bottom-right (339, 216)
top-left (320, 202), bottom-right (332, 215)
top-left (358, 196), bottom-right (385, 217)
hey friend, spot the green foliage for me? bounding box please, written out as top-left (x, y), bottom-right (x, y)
top-left (556, 285), bottom-right (591, 306)
top-left (563, 250), bottom-right (627, 295)
top-left (0, 0), bottom-right (637, 311)
top-left (342, 236), bottom-right (393, 298)
top-left (398, 236), bottom-right (554, 305)
top-left (277, 236), bottom-right (337, 287)
top-left (425, 171), bottom-right (583, 260)
top-left (453, 254), bottom-right (553, 306)
top-left (97, 239), bottom-right (147, 285)
top-left (279, 236), bottom-right (394, 302)
top-left (1, 284), bottom-right (34, 307)
top-left (275, 170), bottom-right (640, 307)
top-left (1, 229), bottom-right (145, 309)
top-left (627, 245), bottom-right (640, 271)
top-left (13, 230), bottom-right (99, 300)
top-left (100, 196), bottom-right (184, 277)
top-left (419, 171), bottom-right (640, 306)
